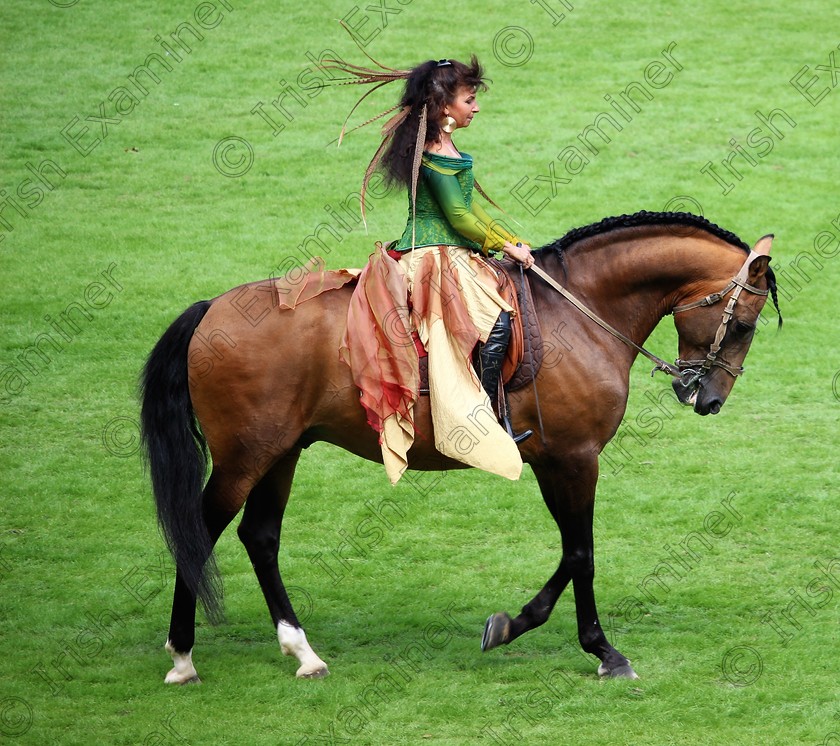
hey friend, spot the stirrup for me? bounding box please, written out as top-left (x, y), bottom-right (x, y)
top-left (502, 413), bottom-right (533, 445)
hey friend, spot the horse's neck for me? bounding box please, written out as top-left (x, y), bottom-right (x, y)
top-left (548, 235), bottom-right (730, 344)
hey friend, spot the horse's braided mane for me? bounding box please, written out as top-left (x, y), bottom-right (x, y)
top-left (534, 209), bottom-right (782, 326)
top-left (536, 210), bottom-right (751, 256)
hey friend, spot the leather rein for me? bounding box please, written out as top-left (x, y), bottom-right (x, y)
top-left (526, 251), bottom-right (769, 387)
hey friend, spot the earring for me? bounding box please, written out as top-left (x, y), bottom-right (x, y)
top-left (441, 115), bottom-right (456, 134)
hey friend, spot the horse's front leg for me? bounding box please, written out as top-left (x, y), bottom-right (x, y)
top-left (482, 459), bottom-right (638, 679)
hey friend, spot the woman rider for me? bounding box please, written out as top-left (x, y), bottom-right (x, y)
top-left (330, 52), bottom-right (534, 483)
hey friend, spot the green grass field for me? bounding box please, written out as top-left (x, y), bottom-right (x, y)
top-left (2, 1), bottom-right (839, 744)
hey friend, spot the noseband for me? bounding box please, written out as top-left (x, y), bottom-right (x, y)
top-left (671, 255), bottom-right (769, 387)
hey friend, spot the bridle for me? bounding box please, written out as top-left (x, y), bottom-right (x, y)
top-left (526, 238), bottom-right (772, 389)
top-left (670, 266), bottom-right (769, 388)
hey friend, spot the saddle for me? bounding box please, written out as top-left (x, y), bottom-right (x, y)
top-left (415, 257), bottom-right (544, 395)
top-left (273, 251), bottom-right (544, 399)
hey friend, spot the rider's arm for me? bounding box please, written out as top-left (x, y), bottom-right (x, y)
top-left (424, 167), bottom-right (523, 254)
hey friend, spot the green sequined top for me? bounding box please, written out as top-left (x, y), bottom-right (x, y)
top-left (393, 151), bottom-right (522, 254)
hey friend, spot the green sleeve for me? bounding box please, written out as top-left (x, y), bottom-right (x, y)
top-left (469, 200), bottom-right (522, 251)
top-left (423, 167), bottom-right (523, 254)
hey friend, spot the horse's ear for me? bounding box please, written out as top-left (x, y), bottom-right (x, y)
top-left (747, 255), bottom-right (771, 285)
top-left (745, 234), bottom-right (773, 285)
top-left (753, 234), bottom-right (773, 256)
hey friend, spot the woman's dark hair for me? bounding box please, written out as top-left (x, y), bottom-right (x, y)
top-left (380, 56), bottom-right (487, 187)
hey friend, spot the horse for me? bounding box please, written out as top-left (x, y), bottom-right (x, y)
top-left (139, 211), bottom-right (779, 684)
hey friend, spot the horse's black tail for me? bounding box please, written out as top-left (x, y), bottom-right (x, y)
top-left (139, 300), bottom-right (223, 622)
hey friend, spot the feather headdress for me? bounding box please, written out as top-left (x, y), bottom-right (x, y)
top-left (318, 23), bottom-right (426, 233)
top-left (320, 24), bottom-right (518, 245)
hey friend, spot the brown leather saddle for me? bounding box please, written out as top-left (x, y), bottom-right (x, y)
top-left (416, 257), bottom-right (543, 395)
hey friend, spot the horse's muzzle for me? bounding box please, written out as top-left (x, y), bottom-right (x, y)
top-left (672, 375), bottom-right (699, 408)
top-left (673, 376), bottom-right (725, 416)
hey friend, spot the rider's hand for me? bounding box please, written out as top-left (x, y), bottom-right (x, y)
top-left (503, 241), bottom-right (534, 268)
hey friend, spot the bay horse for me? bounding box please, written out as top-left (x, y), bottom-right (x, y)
top-left (140, 211), bottom-right (779, 683)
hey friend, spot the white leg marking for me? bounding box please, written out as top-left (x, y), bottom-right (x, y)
top-left (598, 660), bottom-right (639, 679)
top-left (277, 622), bottom-right (329, 678)
top-left (164, 640), bottom-right (200, 684)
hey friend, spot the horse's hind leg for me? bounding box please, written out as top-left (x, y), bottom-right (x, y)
top-left (237, 448), bottom-right (328, 679)
top-left (165, 472), bottom-right (241, 684)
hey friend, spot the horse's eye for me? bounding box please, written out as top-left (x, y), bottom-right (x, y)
top-left (733, 320), bottom-right (755, 336)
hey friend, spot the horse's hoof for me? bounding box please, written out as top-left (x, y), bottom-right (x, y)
top-left (598, 661), bottom-right (639, 679)
top-left (481, 612), bottom-right (512, 652)
top-left (164, 669), bottom-right (202, 685)
top-left (297, 664), bottom-right (329, 679)
top-left (164, 642), bottom-right (200, 684)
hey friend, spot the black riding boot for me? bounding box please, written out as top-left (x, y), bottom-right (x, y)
top-left (478, 312), bottom-right (533, 445)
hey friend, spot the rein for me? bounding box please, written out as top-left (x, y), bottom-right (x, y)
top-left (526, 250), bottom-right (769, 386)
top-left (527, 264), bottom-right (682, 379)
